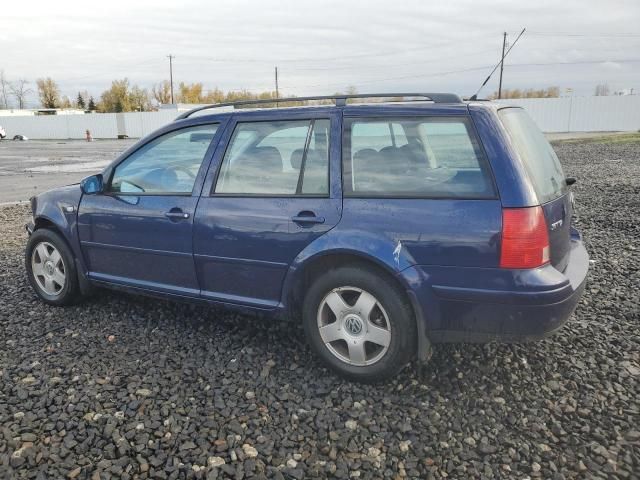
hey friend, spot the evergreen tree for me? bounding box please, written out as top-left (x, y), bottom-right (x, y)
top-left (77, 92), bottom-right (86, 109)
top-left (88, 96), bottom-right (96, 111)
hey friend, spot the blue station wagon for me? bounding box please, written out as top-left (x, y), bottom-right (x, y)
top-left (25, 93), bottom-right (589, 382)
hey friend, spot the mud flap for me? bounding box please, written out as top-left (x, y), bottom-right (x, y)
top-left (407, 290), bottom-right (433, 379)
top-left (75, 258), bottom-right (94, 295)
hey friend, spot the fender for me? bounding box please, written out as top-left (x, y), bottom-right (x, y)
top-left (282, 227), bottom-right (418, 300)
top-left (279, 227), bottom-right (432, 364)
top-left (30, 184), bottom-right (92, 294)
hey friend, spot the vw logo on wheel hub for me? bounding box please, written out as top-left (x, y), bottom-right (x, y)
top-left (344, 315), bottom-right (363, 336)
top-left (45, 261), bottom-right (55, 276)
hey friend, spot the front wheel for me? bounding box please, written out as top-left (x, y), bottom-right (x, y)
top-left (303, 265), bottom-right (416, 383)
top-left (25, 229), bottom-right (80, 306)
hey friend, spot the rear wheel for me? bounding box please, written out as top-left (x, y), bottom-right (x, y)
top-left (25, 229), bottom-right (80, 306)
top-left (303, 265), bottom-right (416, 382)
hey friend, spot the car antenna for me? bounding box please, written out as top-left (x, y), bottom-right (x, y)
top-left (469, 28), bottom-right (526, 101)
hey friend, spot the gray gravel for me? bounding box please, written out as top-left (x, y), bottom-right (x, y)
top-left (1, 139), bottom-right (639, 479)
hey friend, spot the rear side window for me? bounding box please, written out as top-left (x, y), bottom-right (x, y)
top-left (499, 108), bottom-right (567, 203)
top-left (215, 119), bottom-right (330, 195)
top-left (343, 117), bottom-right (495, 198)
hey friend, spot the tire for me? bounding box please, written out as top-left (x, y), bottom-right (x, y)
top-left (303, 264), bottom-right (417, 383)
top-left (25, 229), bottom-right (80, 306)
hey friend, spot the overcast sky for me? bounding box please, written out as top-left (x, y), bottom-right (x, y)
top-left (2, 0), bottom-right (639, 107)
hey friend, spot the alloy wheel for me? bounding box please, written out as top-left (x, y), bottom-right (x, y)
top-left (316, 286), bottom-right (391, 366)
top-left (31, 242), bottom-right (66, 296)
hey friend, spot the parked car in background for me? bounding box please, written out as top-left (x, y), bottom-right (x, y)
top-left (24, 93), bottom-right (588, 382)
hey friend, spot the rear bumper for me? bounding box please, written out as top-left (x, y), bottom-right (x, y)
top-left (401, 237), bottom-right (589, 343)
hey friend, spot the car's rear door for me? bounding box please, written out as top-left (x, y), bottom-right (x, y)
top-left (77, 122), bottom-right (225, 296)
top-left (193, 110), bottom-right (342, 308)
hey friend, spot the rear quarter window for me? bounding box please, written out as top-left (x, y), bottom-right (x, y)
top-left (343, 116), bottom-right (495, 198)
top-left (498, 108), bottom-right (567, 204)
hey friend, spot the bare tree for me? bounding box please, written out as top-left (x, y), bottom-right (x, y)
top-left (0, 70), bottom-right (10, 108)
top-left (152, 81), bottom-right (172, 104)
top-left (594, 83), bottom-right (610, 96)
top-left (36, 77), bottom-right (61, 108)
top-left (10, 79), bottom-right (33, 109)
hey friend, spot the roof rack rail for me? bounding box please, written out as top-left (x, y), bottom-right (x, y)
top-left (176, 92), bottom-right (462, 119)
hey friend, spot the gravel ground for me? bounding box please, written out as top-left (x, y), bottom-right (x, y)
top-left (1, 140), bottom-right (639, 479)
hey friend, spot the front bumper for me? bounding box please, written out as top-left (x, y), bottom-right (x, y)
top-left (25, 221), bottom-right (34, 236)
top-left (401, 238), bottom-right (589, 343)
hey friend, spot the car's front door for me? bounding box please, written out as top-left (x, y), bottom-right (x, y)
top-left (193, 112), bottom-right (342, 308)
top-left (78, 122), bottom-right (223, 296)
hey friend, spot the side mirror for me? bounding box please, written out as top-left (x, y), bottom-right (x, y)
top-left (80, 174), bottom-right (104, 194)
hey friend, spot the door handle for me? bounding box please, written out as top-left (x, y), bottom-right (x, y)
top-left (165, 210), bottom-right (190, 220)
top-left (292, 213), bottom-right (325, 225)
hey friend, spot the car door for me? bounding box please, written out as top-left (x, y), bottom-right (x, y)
top-left (193, 111), bottom-right (342, 308)
top-left (77, 122), bottom-right (224, 296)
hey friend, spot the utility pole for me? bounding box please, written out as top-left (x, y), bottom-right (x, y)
top-left (498, 32), bottom-right (507, 99)
top-left (275, 66), bottom-right (279, 107)
top-left (167, 54), bottom-right (175, 104)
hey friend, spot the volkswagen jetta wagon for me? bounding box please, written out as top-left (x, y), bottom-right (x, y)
top-left (25, 93), bottom-right (589, 382)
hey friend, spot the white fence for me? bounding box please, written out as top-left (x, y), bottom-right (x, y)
top-left (1, 96), bottom-right (639, 139)
top-left (0, 111), bottom-right (179, 140)
top-left (494, 95), bottom-right (640, 133)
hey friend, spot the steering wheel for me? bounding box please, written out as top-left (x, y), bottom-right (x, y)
top-left (168, 165), bottom-right (197, 179)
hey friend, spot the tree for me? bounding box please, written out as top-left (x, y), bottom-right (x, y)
top-left (77, 92), bottom-right (86, 109)
top-left (100, 79), bottom-right (131, 112)
top-left (152, 80), bottom-right (172, 104)
top-left (99, 79), bottom-right (151, 112)
top-left (177, 82), bottom-right (205, 104)
top-left (59, 96), bottom-right (73, 109)
top-left (0, 70), bottom-right (10, 108)
top-left (10, 79), bottom-right (32, 109)
top-left (88, 96), bottom-right (97, 111)
top-left (595, 83), bottom-right (610, 96)
top-left (36, 77), bottom-right (61, 108)
top-left (129, 85), bottom-right (151, 111)
top-left (488, 86), bottom-right (560, 99)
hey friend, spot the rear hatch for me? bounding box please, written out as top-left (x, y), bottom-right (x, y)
top-left (498, 107), bottom-right (571, 271)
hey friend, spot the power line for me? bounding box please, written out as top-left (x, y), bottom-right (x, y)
top-left (507, 58), bottom-right (640, 67)
top-left (172, 35), bottom-right (499, 66)
top-left (526, 31), bottom-right (640, 38)
top-left (282, 57), bottom-right (640, 92)
top-left (282, 65), bottom-right (493, 90)
top-left (280, 47), bottom-right (498, 73)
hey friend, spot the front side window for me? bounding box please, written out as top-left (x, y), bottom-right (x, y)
top-left (343, 117), bottom-right (494, 198)
top-left (215, 119), bottom-right (330, 195)
top-left (110, 124), bottom-right (218, 194)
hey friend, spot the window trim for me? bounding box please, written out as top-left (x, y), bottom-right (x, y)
top-left (342, 115), bottom-right (498, 200)
top-left (211, 118), bottom-right (331, 198)
top-left (105, 122), bottom-right (221, 197)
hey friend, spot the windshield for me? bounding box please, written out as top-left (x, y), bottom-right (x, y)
top-left (499, 108), bottom-right (567, 203)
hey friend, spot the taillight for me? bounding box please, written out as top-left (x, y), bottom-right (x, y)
top-left (500, 206), bottom-right (550, 269)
